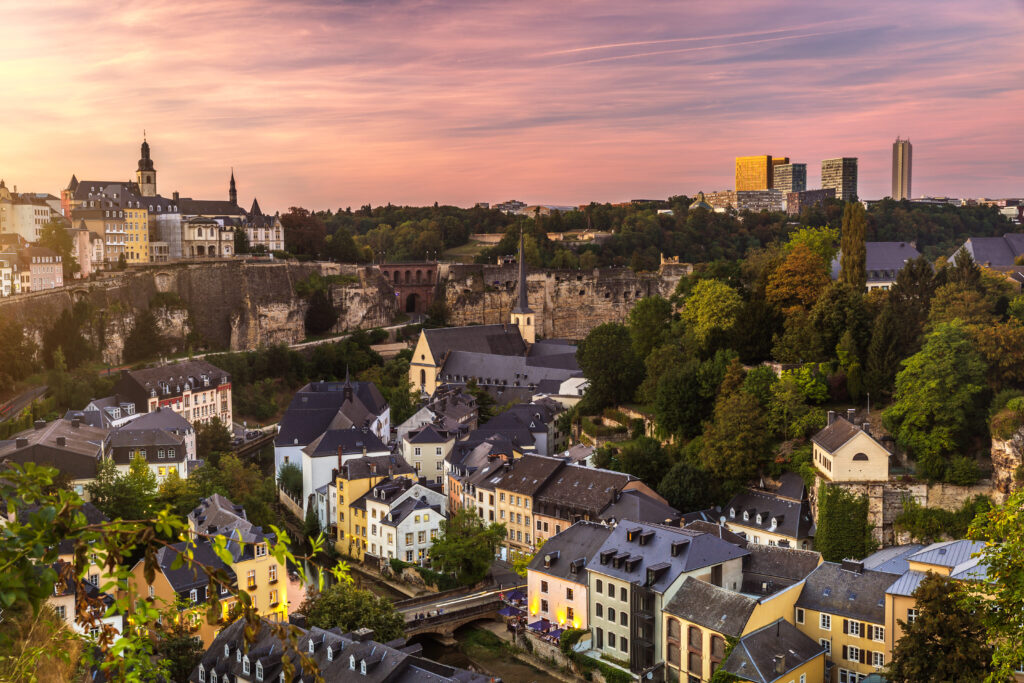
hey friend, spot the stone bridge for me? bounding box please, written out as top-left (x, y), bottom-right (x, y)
top-left (397, 585), bottom-right (520, 640)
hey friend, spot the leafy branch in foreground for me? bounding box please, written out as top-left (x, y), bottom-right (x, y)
top-left (0, 461), bottom-right (347, 681)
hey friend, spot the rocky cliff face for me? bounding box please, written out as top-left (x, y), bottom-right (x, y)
top-left (440, 263), bottom-right (687, 339)
top-left (0, 261), bottom-right (395, 363)
top-left (991, 433), bottom-right (1024, 496)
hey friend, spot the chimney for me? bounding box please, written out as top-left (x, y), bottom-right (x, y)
top-left (56, 436), bottom-right (66, 447)
top-left (71, 418), bottom-right (80, 429)
top-left (827, 410), bottom-right (836, 426)
top-left (338, 446), bottom-right (344, 473)
top-left (15, 437), bottom-right (28, 448)
top-left (862, 422), bottom-right (871, 435)
top-left (846, 408), bottom-right (856, 423)
top-left (33, 420), bottom-right (46, 430)
top-left (773, 654), bottom-right (786, 675)
top-left (172, 191), bottom-right (179, 201)
top-left (841, 558), bottom-right (865, 574)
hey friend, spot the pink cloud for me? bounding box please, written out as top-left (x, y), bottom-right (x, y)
top-left (0, 0), bottom-right (1021, 209)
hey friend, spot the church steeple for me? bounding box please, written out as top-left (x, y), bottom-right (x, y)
top-left (136, 135), bottom-right (157, 197)
top-left (229, 169), bottom-right (237, 205)
top-left (510, 226), bottom-right (536, 343)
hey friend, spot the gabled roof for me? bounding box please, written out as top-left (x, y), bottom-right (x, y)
top-left (178, 198), bottom-right (247, 217)
top-left (830, 242), bottom-right (922, 281)
top-left (722, 618), bottom-right (825, 683)
top-left (422, 324), bottom-right (526, 359)
top-left (490, 455), bottom-right (564, 496)
top-left (907, 539), bottom-right (985, 569)
top-left (276, 380), bottom-right (387, 447)
top-left (811, 416), bottom-right (889, 455)
top-left (340, 454), bottom-right (416, 481)
top-left (157, 540), bottom-right (230, 593)
top-left (956, 234), bottom-right (1024, 268)
top-left (380, 496), bottom-right (440, 528)
top-left (118, 406), bottom-right (193, 433)
top-left (664, 576), bottom-right (758, 636)
top-left (525, 521), bottom-right (612, 585)
top-left (405, 425), bottom-right (453, 445)
top-left (683, 520), bottom-right (747, 546)
top-left (599, 488), bottom-right (681, 526)
top-left (795, 561), bottom-right (899, 624)
top-left (862, 544), bottom-right (925, 575)
top-left (304, 428), bottom-right (388, 458)
top-left (741, 544), bottom-right (822, 595)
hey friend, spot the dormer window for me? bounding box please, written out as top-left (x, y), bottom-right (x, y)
top-left (349, 654), bottom-right (356, 670)
top-left (755, 514), bottom-right (762, 525)
top-left (224, 644), bottom-right (230, 657)
top-left (327, 646), bottom-right (334, 661)
top-left (770, 517), bottom-right (778, 530)
top-left (198, 665), bottom-right (206, 682)
top-left (210, 672), bottom-right (217, 683)
top-left (236, 649), bottom-right (241, 662)
top-left (361, 660), bottom-right (368, 675)
top-left (309, 640), bottom-right (315, 654)
top-left (729, 508), bottom-right (735, 518)
top-left (242, 655), bottom-right (250, 675)
top-left (255, 661), bottom-right (263, 680)
top-left (190, 588), bottom-right (198, 603)
top-left (743, 511), bottom-right (749, 521)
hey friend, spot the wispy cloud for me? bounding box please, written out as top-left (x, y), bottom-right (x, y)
top-left (0, 0), bottom-right (1021, 207)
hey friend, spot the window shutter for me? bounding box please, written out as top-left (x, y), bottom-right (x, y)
top-left (866, 625), bottom-right (873, 640)
top-left (842, 619), bottom-right (848, 634)
top-left (842, 645), bottom-right (848, 661)
top-left (860, 649), bottom-right (867, 665)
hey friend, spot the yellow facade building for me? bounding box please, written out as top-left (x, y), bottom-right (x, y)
top-left (335, 455), bottom-right (417, 560)
top-left (123, 203), bottom-right (150, 263)
top-left (811, 411), bottom-right (891, 482)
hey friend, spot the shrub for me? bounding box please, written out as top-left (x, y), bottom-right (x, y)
top-left (947, 456), bottom-right (981, 486)
top-left (895, 495), bottom-right (993, 543)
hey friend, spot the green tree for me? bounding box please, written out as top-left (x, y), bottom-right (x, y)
top-left (511, 538), bottom-right (545, 578)
top-left (0, 319), bottom-right (37, 384)
top-left (928, 282), bottom-right (996, 328)
top-left (658, 459), bottom-right (721, 512)
top-left (190, 454), bottom-right (277, 529)
top-left (233, 227), bottom-right (250, 255)
top-left (613, 437), bottom-right (674, 485)
top-left (742, 365), bottom-right (778, 407)
top-left (153, 597), bottom-right (206, 683)
top-left (839, 202), bottom-right (866, 290)
top-left (680, 279), bottom-right (743, 345)
top-left (815, 483), bottom-right (872, 562)
top-left (277, 462), bottom-right (303, 500)
top-left (864, 303), bottom-right (902, 399)
top-left (966, 489), bottom-right (1024, 680)
top-left (883, 321), bottom-right (989, 481)
top-left (698, 390), bottom-right (770, 484)
top-left (464, 378), bottom-right (496, 422)
top-left (627, 295), bottom-right (672, 360)
top-left (299, 583), bottom-right (405, 642)
top-left (428, 508), bottom-right (505, 586)
top-left (123, 308), bottom-right (167, 363)
top-left (886, 574), bottom-right (993, 683)
top-left (576, 323), bottom-right (644, 410)
top-left (786, 225), bottom-right (839, 265)
top-left (281, 206), bottom-right (328, 257)
top-left (86, 456), bottom-right (158, 521)
top-left (195, 417), bottom-right (233, 464)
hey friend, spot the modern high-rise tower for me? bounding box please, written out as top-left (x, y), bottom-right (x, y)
top-left (892, 138), bottom-right (912, 201)
top-left (821, 157), bottom-right (858, 201)
top-left (736, 155), bottom-right (788, 191)
top-left (773, 163), bottom-right (807, 193)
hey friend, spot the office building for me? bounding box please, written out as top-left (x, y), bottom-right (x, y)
top-left (892, 138), bottom-right (912, 200)
top-left (773, 163), bottom-right (807, 193)
top-left (786, 188), bottom-right (836, 216)
top-left (821, 158), bottom-right (858, 201)
top-left (735, 156), bottom-right (787, 191)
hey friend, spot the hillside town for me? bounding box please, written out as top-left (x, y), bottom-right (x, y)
top-left (4, 3), bottom-right (1024, 682)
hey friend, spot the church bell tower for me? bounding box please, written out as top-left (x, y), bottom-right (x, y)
top-left (136, 137), bottom-right (157, 197)
top-left (510, 227), bottom-right (536, 344)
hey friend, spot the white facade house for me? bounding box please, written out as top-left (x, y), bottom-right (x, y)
top-left (401, 426), bottom-right (455, 487)
top-left (366, 486), bottom-right (447, 565)
top-left (300, 428), bottom-right (390, 513)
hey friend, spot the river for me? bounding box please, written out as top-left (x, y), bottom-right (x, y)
top-left (415, 627), bottom-right (565, 683)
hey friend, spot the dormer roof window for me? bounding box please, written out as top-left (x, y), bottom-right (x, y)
top-left (349, 654), bottom-right (356, 670)
top-left (743, 510), bottom-right (749, 521)
top-left (242, 655), bottom-right (250, 675)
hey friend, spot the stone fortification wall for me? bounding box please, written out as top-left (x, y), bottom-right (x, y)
top-left (810, 476), bottom-right (1008, 547)
top-left (0, 261), bottom-right (395, 364)
top-left (440, 262), bottom-right (687, 340)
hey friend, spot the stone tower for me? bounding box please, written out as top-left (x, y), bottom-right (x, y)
top-left (510, 227), bottom-right (535, 344)
top-left (229, 169), bottom-right (237, 205)
top-left (136, 137), bottom-right (157, 197)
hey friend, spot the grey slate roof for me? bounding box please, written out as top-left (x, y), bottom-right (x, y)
top-left (830, 242), bottom-right (922, 281)
top-left (380, 496), bottom-right (440, 528)
top-left (439, 350), bottom-right (581, 390)
top-left (955, 233), bottom-right (1024, 268)
top-left (599, 488), bottom-right (682, 526)
top-left (773, 472), bottom-right (806, 501)
top-left (178, 198), bottom-right (247, 217)
top-left (811, 415), bottom-right (889, 455)
top-left (884, 569), bottom-right (928, 598)
top-left (121, 406), bottom-right (194, 433)
top-left (724, 488), bottom-right (815, 542)
top-left (304, 428), bottom-right (388, 458)
top-left (741, 544), bottom-right (821, 595)
top-left (533, 464), bottom-right (632, 516)
top-left (590, 522), bottom-right (749, 594)
top-left (340, 454), bottom-right (416, 481)
top-left (525, 521), bottom-right (612, 585)
top-left (406, 425), bottom-right (452, 445)
top-left (277, 381), bottom-right (387, 447)
top-left (795, 561), bottom-right (899, 623)
top-left (862, 544), bottom-right (925, 575)
top-left (722, 618), bottom-right (825, 683)
top-left (190, 619), bottom-right (493, 683)
top-left (108, 428), bottom-right (185, 463)
top-left (663, 576), bottom-right (758, 636)
top-left (157, 540), bottom-right (230, 594)
top-left (114, 360), bottom-right (230, 412)
top-left (0, 419), bottom-right (108, 480)
top-left (422, 324), bottom-right (526, 359)
top-left (683, 521), bottom-right (748, 546)
top-left (489, 454), bottom-right (564, 495)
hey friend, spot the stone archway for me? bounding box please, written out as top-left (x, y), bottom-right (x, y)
top-left (406, 293), bottom-right (419, 313)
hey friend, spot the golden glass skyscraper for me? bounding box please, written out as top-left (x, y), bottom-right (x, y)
top-left (892, 138), bottom-right (912, 200)
top-left (735, 155), bottom-right (788, 191)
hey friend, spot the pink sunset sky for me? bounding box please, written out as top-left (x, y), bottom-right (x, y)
top-left (1, 0), bottom-right (1023, 210)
